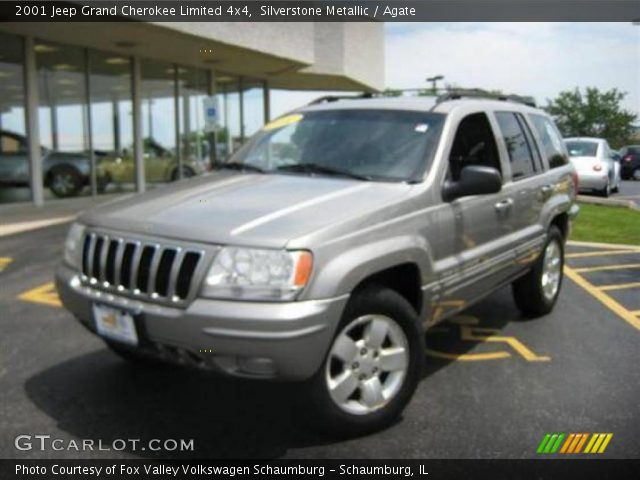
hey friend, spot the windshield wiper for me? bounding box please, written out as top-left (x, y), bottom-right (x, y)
top-left (217, 162), bottom-right (266, 173)
top-left (276, 163), bottom-right (371, 181)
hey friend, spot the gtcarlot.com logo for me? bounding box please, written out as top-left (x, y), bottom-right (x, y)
top-left (537, 433), bottom-right (613, 454)
top-left (14, 434), bottom-right (194, 452)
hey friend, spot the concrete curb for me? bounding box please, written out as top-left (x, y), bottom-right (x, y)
top-left (577, 195), bottom-right (639, 210)
top-left (0, 216), bottom-right (74, 237)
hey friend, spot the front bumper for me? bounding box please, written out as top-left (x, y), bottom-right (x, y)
top-left (55, 264), bottom-right (348, 381)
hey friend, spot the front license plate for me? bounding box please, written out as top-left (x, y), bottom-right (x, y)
top-left (93, 304), bottom-right (138, 346)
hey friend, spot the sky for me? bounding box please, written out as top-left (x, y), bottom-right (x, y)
top-left (385, 22), bottom-right (640, 115)
top-left (272, 22), bottom-right (640, 119)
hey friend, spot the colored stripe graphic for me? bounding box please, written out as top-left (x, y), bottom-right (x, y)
top-left (539, 433), bottom-right (613, 454)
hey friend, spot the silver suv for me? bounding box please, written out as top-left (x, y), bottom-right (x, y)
top-left (56, 93), bottom-right (579, 434)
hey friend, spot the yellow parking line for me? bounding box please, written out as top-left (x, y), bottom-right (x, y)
top-left (564, 266), bottom-right (640, 331)
top-left (566, 249), bottom-right (640, 259)
top-left (598, 282), bottom-right (640, 292)
top-left (18, 282), bottom-right (62, 308)
top-left (632, 310), bottom-right (640, 316)
top-left (0, 257), bottom-right (12, 272)
top-left (573, 263), bottom-right (640, 273)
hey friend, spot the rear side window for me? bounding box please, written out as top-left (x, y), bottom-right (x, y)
top-left (495, 112), bottom-right (537, 180)
top-left (529, 114), bottom-right (568, 169)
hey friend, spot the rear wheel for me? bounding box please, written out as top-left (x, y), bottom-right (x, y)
top-left (512, 226), bottom-right (564, 318)
top-left (305, 286), bottom-right (424, 435)
top-left (49, 165), bottom-right (83, 198)
top-left (599, 179), bottom-right (611, 197)
top-left (633, 168), bottom-right (640, 181)
top-left (171, 165), bottom-right (195, 181)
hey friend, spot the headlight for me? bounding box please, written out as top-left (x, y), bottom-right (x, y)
top-left (202, 247), bottom-right (313, 301)
top-left (63, 223), bottom-right (85, 269)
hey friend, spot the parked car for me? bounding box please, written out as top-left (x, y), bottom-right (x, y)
top-left (619, 145), bottom-right (640, 180)
top-left (0, 130), bottom-right (108, 197)
top-left (564, 137), bottom-right (621, 197)
top-left (99, 138), bottom-right (205, 187)
top-left (56, 94), bottom-right (579, 434)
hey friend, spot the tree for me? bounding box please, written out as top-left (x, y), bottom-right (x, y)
top-left (545, 87), bottom-right (637, 148)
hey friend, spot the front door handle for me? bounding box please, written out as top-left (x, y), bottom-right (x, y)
top-left (494, 198), bottom-right (514, 213)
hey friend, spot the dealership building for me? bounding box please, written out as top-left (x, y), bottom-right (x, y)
top-left (0, 22), bottom-right (383, 205)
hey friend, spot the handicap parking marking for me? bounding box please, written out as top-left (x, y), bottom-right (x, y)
top-left (18, 282), bottom-right (62, 308)
top-left (0, 257), bottom-right (12, 272)
top-left (426, 315), bottom-right (550, 362)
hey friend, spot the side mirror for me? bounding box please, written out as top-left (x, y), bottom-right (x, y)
top-left (443, 165), bottom-right (502, 201)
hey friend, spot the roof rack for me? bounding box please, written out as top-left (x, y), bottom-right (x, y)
top-left (308, 92), bottom-right (373, 105)
top-left (436, 89), bottom-right (536, 107)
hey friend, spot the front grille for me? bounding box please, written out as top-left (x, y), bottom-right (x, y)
top-left (80, 232), bottom-right (204, 304)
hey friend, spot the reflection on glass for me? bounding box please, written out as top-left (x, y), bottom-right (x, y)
top-left (178, 67), bottom-right (209, 176)
top-left (37, 40), bottom-right (91, 199)
top-left (88, 50), bottom-right (133, 194)
top-left (0, 32), bottom-right (29, 203)
top-left (216, 76), bottom-right (240, 158)
top-left (242, 80), bottom-right (265, 138)
top-left (141, 59), bottom-right (178, 185)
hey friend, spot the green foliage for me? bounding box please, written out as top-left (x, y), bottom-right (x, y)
top-left (546, 88), bottom-right (637, 148)
top-left (571, 203), bottom-right (640, 245)
top-left (382, 88), bottom-right (403, 97)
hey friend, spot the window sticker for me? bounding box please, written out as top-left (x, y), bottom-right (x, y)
top-left (264, 114), bottom-right (304, 131)
top-left (414, 123), bottom-right (429, 133)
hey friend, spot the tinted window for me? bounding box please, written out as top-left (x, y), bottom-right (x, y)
top-left (565, 141), bottom-right (598, 158)
top-left (448, 112), bottom-right (501, 182)
top-left (529, 114), bottom-right (568, 168)
top-left (231, 110), bottom-right (445, 182)
top-left (495, 112), bottom-right (537, 180)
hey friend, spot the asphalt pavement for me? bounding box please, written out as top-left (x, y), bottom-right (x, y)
top-left (1, 222), bottom-right (639, 460)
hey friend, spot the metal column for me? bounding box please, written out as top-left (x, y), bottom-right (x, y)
top-left (131, 56), bottom-right (144, 193)
top-left (174, 65), bottom-right (182, 180)
top-left (24, 36), bottom-right (43, 206)
top-left (84, 48), bottom-right (97, 196)
top-left (263, 80), bottom-right (270, 124)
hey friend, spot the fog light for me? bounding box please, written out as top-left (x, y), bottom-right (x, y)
top-left (238, 357), bottom-right (276, 376)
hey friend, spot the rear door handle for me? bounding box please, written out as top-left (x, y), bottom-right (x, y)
top-left (494, 198), bottom-right (514, 212)
top-left (540, 184), bottom-right (554, 195)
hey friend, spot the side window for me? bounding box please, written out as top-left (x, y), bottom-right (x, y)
top-left (528, 114), bottom-right (568, 169)
top-left (495, 112), bottom-right (537, 180)
top-left (448, 112), bottom-right (501, 182)
top-left (1, 133), bottom-right (24, 154)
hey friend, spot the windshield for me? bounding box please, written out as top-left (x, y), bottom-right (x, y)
top-left (226, 109), bottom-right (445, 182)
top-left (565, 141), bottom-right (598, 158)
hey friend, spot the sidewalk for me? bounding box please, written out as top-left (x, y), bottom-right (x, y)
top-left (0, 194), bottom-right (124, 237)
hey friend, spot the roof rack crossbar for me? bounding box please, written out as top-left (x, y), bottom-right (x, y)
top-left (308, 92), bottom-right (373, 105)
top-left (436, 89), bottom-right (536, 107)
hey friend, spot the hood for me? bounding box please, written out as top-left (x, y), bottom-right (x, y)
top-left (79, 172), bottom-right (412, 248)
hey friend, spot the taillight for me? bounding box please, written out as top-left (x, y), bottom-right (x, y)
top-left (593, 164), bottom-right (602, 172)
top-left (624, 155), bottom-right (632, 163)
top-left (571, 170), bottom-right (579, 196)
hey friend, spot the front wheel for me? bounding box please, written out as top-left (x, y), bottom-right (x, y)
top-left (48, 165), bottom-right (83, 198)
top-left (305, 286), bottom-right (424, 436)
top-left (512, 226), bottom-right (564, 318)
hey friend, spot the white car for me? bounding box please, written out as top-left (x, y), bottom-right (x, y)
top-left (564, 137), bottom-right (621, 197)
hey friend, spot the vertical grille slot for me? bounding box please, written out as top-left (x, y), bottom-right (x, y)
top-left (120, 243), bottom-right (136, 289)
top-left (92, 237), bottom-right (104, 280)
top-left (136, 246), bottom-right (156, 292)
top-left (81, 235), bottom-right (91, 276)
top-left (155, 249), bottom-right (177, 297)
top-left (105, 240), bottom-right (119, 285)
top-left (175, 252), bottom-right (201, 299)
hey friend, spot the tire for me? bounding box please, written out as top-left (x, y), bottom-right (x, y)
top-left (633, 168), bottom-right (640, 181)
top-left (171, 166), bottom-right (195, 181)
top-left (304, 285), bottom-right (425, 436)
top-left (598, 179), bottom-right (611, 197)
top-left (512, 226), bottom-right (564, 318)
top-left (48, 165), bottom-right (83, 198)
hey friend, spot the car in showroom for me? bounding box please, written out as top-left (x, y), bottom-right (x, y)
top-left (56, 93), bottom-right (579, 434)
top-left (619, 145), bottom-right (640, 180)
top-left (98, 138), bottom-right (206, 187)
top-left (0, 130), bottom-right (108, 197)
top-left (564, 137), bottom-right (621, 196)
